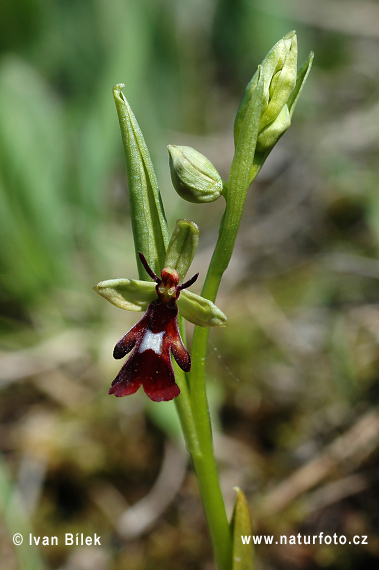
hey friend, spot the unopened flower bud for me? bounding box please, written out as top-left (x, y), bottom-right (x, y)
top-left (168, 145), bottom-right (223, 203)
top-left (258, 31), bottom-right (297, 133)
top-left (234, 31), bottom-right (313, 154)
top-left (256, 104), bottom-right (291, 151)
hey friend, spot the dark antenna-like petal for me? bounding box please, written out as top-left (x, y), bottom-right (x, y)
top-left (178, 272), bottom-right (199, 291)
top-left (138, 252), bottom-right (160, 283)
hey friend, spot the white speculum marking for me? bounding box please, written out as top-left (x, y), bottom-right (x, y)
top-left (139, 330), bottom-right (165, 355)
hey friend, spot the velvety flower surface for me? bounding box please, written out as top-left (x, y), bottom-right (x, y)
top-left (108, 254), bottom-right (198, 402)
top-left (110, 298), bottom-right (190, 402)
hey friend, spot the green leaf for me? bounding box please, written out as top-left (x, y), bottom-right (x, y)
top-left (93, 279), bottom-right (155, 311)
top-left (113, 84), bottom-right (169, 278)
top-left (230, 488), bottom-right (254, 570)
top-left (164, 219), bottom-right (200, 281)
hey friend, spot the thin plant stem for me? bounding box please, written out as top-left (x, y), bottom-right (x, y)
top-left (190, 326), bottom-right (232, 570)
top-left (188, 159), bottom-right (264, 570)
top-left (173, 317), bottom-right (200, 457)
top-left (177, 319), bottom-right (233, 570)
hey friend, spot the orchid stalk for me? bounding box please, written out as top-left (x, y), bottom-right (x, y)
top-left (95, 32), bottom-right (313, 570)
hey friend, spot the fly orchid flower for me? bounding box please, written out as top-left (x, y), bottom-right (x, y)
top-left (94, 252), bottom-right (226, 402)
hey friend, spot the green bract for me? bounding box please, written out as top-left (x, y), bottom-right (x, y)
top-left (113, 84), bottom-right (168, 277)
top-left (287, 50), bottom-right (314, 121)
top-left (168, 145), bottom-right (223, 203)
top-left (94, 277), bottom-right (226, 328)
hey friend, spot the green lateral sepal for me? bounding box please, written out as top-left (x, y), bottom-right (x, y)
top-left (94, 278), bottom-right (226, 328)
top-left (178, 290), bottom-right (227, 327)
top-left (93, 279), bottom-right (156, 312)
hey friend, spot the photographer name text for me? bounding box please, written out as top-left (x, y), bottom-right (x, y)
top-left (28, 533), bottom-right (101, 546)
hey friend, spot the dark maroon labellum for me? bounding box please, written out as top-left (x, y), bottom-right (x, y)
top-left (109, 253), bottom-right (198, 402)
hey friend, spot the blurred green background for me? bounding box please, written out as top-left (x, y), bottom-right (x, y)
top-left (1, 0), bottom-right (379, 569)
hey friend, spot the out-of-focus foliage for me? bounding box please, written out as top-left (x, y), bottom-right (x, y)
top-left (1, 0), bottom-right (379, 569)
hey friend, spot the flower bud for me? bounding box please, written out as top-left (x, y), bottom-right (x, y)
top-left (258, 31), bottom-right (297, 133)
top-left (234, 31), bottom-right (313, 154)
top-left (168, 145), bottom-right (223, 203)
top-left (256, 104), bottom-right (291, 151)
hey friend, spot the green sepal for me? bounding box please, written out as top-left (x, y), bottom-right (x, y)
top-left (230, 487), bottom-right (254, 570)
top-left (93, 279), bottom-right (156, 312)
top-left (113, 84), bottom-right (169, 278)
top-left (164, 219), bottom-right (200, 282)
top-left (178, 290), bottom-right (227, 327)
top-left (94, 279), bottom-right (227, 327)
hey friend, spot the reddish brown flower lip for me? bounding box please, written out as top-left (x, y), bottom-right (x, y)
top-left (109, 253), bottom-right (197, 402)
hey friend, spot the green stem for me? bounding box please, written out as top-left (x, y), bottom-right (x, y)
top-left (176, 321), bottom-right (233, 570)
top-left (190, 327), bottom-right (232, 570)
top-left (188, 148), bottom-right (263, 568)
top-left (173, 317), bottom-right (200, 457)
top-left (173, 372), bottom-right (199, 455)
